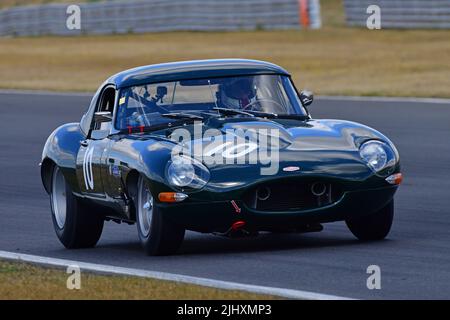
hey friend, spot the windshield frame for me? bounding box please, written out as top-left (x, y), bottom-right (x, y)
top-left (111, 74), bottom-right (308, 133)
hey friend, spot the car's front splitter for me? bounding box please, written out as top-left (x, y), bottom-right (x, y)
top-left (158, 185), bottom-right (398, 233)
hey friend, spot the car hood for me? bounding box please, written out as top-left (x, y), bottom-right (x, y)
top-left (158, 117), bottom-right (393, 190)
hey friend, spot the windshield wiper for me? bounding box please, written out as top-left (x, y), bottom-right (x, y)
top-left (245, 110), bottom-right (309, 120)
top-left (212, 107), bottom-right (255, 117)
top-left (271, 114), bottom-right (309, 120)
top-left (243, 110), bottom-right (278, 118)
top-left (161, 112), bottom-right (203, 120)
top-left (212, 108), bottom-right (309, 120)
top-left (212, 108), bottom-right (309, 121)
top-left (119, 117), bottom-right (200, 134)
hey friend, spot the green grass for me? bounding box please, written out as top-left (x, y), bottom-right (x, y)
top-left (0, 260), bottom-right (278, 300)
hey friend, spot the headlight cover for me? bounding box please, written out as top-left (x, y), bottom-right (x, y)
top-left (359, 140), bottom-right (396, 175)
top-left (166, 155), bottom-right (210, 189)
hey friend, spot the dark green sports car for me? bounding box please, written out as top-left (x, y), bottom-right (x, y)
top-left (40, 59), bottom-right (402, 255)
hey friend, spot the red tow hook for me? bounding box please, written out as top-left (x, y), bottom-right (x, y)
top-left (231, 220), bottom-right (246, 231)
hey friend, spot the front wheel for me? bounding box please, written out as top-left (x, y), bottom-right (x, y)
top-left (50, 165), bottom-right (104, 248)
top-left (346, 200), bottom-right (394, 241)
top-left (135, 175), bottom-right (185, 255)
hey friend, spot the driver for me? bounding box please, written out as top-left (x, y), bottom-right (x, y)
top-left (218, 78), bottom-right (256, 110)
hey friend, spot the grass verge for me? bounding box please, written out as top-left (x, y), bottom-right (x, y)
top-left (0, 0), bottom-right (448, 97)
top-left (0, 0), bottom-right (88, 10)
top-left (0, 260), bottom-right (277, 300)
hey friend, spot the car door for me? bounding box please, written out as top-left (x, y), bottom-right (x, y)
top-left (76, 139), bottom-right (109, 198)
top-left (103, 137), bottom-right (131, 201)
top-left (76, 85), bottom-right (116, 199)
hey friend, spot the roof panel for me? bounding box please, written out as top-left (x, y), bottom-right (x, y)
top-left (108, 59), bottom-right (290, 88)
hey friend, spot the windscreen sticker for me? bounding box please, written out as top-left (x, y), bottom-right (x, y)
top-left (119, 97), bottom-right (126, 105)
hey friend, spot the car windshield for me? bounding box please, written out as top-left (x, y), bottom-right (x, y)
top-left (115, 74), bottom-right (307, 130)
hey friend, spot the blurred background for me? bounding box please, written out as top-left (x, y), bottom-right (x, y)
top-left (1, 1), bottom-right (450, 300)
top-left (0, 0), bottom-right (449, 97)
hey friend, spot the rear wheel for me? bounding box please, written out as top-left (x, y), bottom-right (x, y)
top-left (135, 175), bottom-right (185, 255)
top-left (50, 165), bottom-right (104, 248)
top-left (346, 200), bottom-right (394, 241)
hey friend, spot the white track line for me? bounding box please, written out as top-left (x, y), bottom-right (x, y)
top-left (0, 89), bottom-right (93, 97)
top-left (0, 89), bottom-right (449, 104)
top-left (316, 95), bottom-right (450, 105)
top-left (0, 250), bottom-right (352, 300)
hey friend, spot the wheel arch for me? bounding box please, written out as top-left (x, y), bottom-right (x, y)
top-left (41, 158), bottom-right (56, 194)
top-left (125, 169), bottom-right (141, 221)
top-left (125, 169), bottom-right (140, 199)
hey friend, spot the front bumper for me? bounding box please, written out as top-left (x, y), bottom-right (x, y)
top-left (159, 185), bottom-right (398, 232)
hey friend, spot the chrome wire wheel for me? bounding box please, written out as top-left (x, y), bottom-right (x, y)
top-left (51, 166), bottom-right (67, 229)
top-left (137, 176), bottom-right (153, 238)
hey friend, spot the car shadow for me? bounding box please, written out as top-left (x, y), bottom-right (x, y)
top-left (176, 231), bottom-right (365, 256)
top-left (92, 228), bottom-right (394, 257)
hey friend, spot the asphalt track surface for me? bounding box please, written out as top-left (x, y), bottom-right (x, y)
top-left (0, 91), bottom-right (449, 299)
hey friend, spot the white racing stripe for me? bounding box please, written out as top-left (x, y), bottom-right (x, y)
top-left (0, 250), bottom-right (352, 300)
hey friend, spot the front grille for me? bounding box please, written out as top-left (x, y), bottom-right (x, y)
top-left (242, 179), bottom-right (343, 212)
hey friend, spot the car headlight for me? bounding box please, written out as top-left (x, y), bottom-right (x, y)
top-left (166, 155), bottom-right (210, 189)
top-left (359, 140), bottom-right (396, 175)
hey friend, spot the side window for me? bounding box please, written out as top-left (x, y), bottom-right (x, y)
top-left (99, 87), bottom-right (115, 113)
top-left (94, 86), bottom-right (116, 131)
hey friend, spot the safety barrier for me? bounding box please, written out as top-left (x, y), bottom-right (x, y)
top-left (344, 0), bottom-right (450, 29)
top-left (0, 0), bottom-right (322, 36)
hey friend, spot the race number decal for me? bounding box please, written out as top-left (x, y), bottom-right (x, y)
top-left (222, 142), bottom-right (258, 158)
top-left (83, 147), bottom-right (94, 190)
top-left (204, 141), bottom-right (258, 158)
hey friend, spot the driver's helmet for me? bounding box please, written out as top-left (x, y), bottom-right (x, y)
top-left (219, 78), bottom-right (256, 110)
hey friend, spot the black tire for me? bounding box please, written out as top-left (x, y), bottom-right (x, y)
top-left (50, 165), bottom-right (104, 248)
top-left (346, 200), bottom-right (394, 241)
top-left (134, 175), bottom-right (185, 256)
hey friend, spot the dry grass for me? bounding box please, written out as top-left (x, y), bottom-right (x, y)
top-left (0, 260), bottom-right (277, 300)
top-left (0, 0), bottom-right (89, 9)
top-left (0, 0), bottom-right (449, 97)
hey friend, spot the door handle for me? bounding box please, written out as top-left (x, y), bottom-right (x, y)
top-left (80, 140), bottom-right (89, 147)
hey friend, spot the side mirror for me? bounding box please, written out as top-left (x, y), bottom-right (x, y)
top-left (94, 111), bottom-right (112, 123)
top-left (299, 90), bottom-right (314, 107)
top-left (91, 111), bottom-right (112, 140)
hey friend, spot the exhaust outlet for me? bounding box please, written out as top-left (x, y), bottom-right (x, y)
top-left (311, 182), bottom-right (327, 197)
